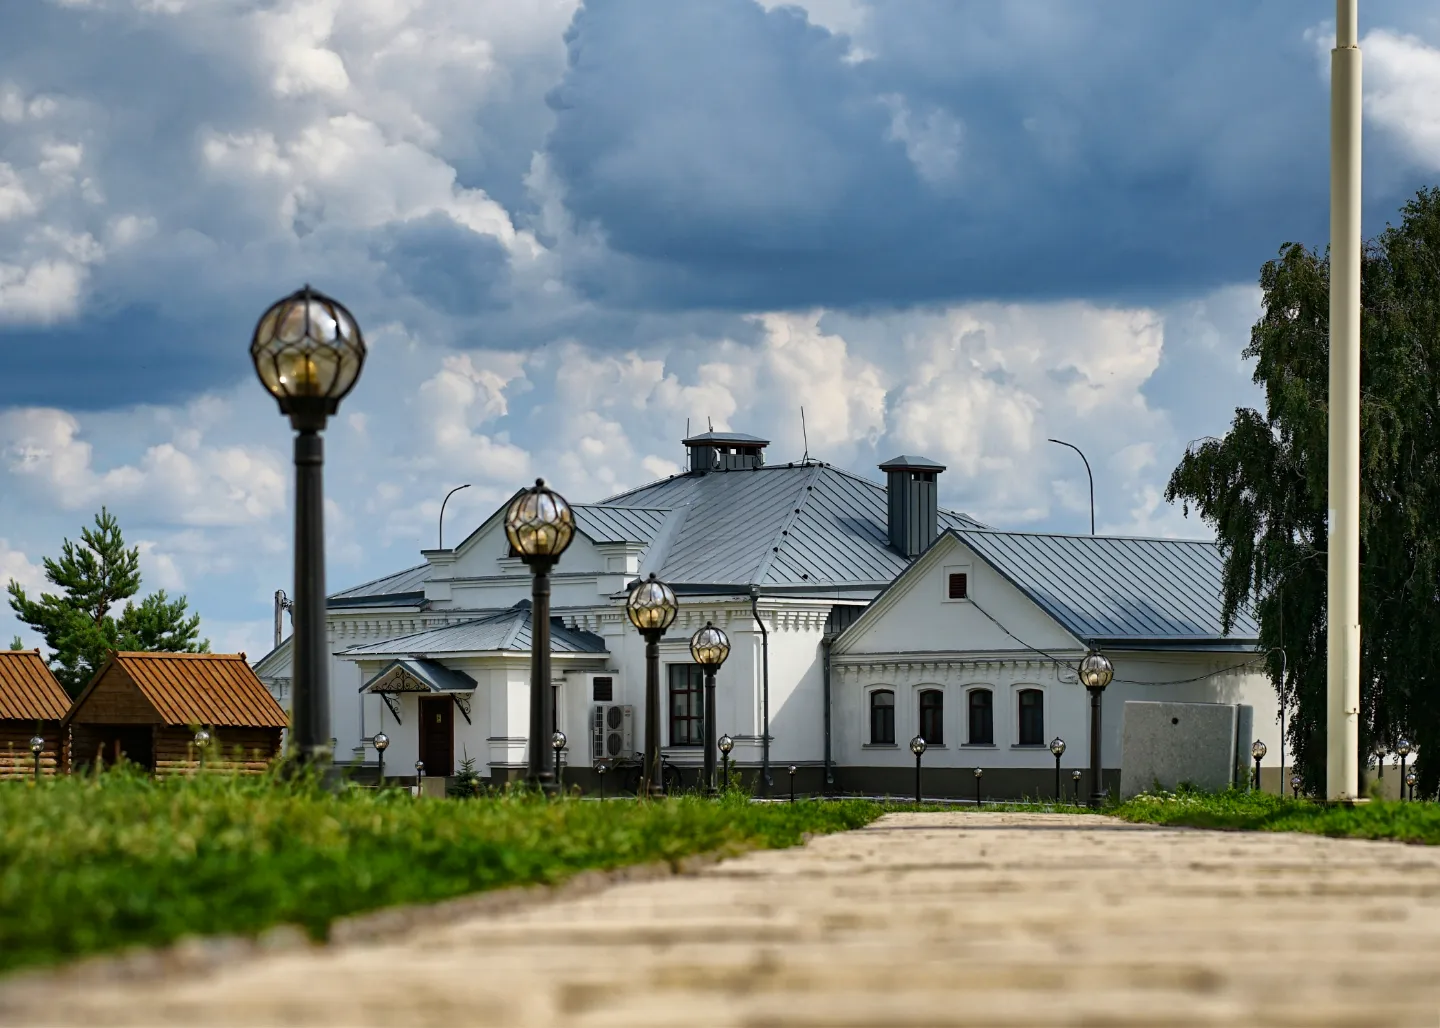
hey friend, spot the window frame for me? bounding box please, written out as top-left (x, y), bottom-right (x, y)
top-left (942, 564), bottom-right (973, 603)
top-left (868, 688), bottom-right (896, 747)
top-left (666, 664), bottom-right (705, 747)
top-left (1016, 687), bottom-right (1045, 747)
top-left (918, 688), bottom-right (944, 747)
top-left (965, 686), bottom-right (995, 747)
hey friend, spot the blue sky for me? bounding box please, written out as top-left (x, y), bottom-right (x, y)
top-left (2, 0), bottom-right (1439, 658)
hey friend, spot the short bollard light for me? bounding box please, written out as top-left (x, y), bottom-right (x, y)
top-left (718, 733), bottom-right (734, 791)
top-left (1290, 773), bottom-right (1302, 799)
top-left (1251, 740), bottom-right (1267, 792)
top-left (1071, 769), bottom-right (1082, 805)
top-left (1397, 738), bottom-right (1413, 801)
top-left (194, 729), bottom-right (211, 771)
top-left (973, 766), bottom-right (984, 808)
top-left (596, 760), bottom-right (608, 800)
top-left (415, 759), bottom-right (425, 784)
top-left (788, 765), bottom-right (798, 804)
top-left (373, 731), bottom-right (389, 784)
top-left (910, 735), bottom-right (927, 804)
top-left (1405, 770), bottom-right (1418, 802)
top-left (29, 734), bottom-right (44, 783)
top-left (1049, 737), bottom-right (1066, 803)
top-left (552, 731), bottom-right (567, 792)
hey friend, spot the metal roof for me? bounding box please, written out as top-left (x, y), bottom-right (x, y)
top-left (878, 455), bottom-right (947, 471)
top-left (329, 563), bottom-right (429, 602)
top-left (359, 658), bottom-right (477, 694)
top-left (338, 603), bottom-right (608, 657)
top-left (64, 652), bottom-right (289, 729)
top-left (571, 504), bottom-right (668, 544)
top-left (603, 463), bottom-right (986, 587)
top-left (683, 431), bottom-right (770, 445)
top-left (953, 528), bottom-right (1259, 645)
top-left (0, 650), bottom-right (71, 721)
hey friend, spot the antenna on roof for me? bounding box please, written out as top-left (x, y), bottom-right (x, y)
top-left (708, 416), bottom-right (714, 432)
top-left (800, 406), bottom-right (809, 463)
top-left (685, 418), bottom-right (690, 466)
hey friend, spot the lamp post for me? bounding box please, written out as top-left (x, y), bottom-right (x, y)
top-left (552, 731), bottom-right (567, 792)
top-left (251, 285), bottom-right (367, 773)
top-left (438, 483), bottom-right (471, 549)
top-left (626, 574), bottom-right (678, 798)
top-left (690, 621), bottom-right (731, 796)
top-left (910, 735), bottom-right (926, 804)
top-left (973, 766), bottom-right (984, 808)
top-left (1047, 439), bottom-right (1095, 534)
top-left (194, 729), bottom-right (211, 772)
top-left (29, 735), bottom-right (43, 784)
top-left (373, 731), bottom-right (389, 784)
top-left (1072, 769), bottom-right (1082, 805)
top-left (1049, 737), bottom-right (1066, 803)
top-left (596, 761), bottom-right (608, 800)
top-left (415, 760), bottom-right (424, 793)
top-left (1397, 738), bottom-right (1412, 801)
top-left (1078, 650), bottom-right (1114, 808)
top-left (788, 765), bottom-right (797, 804)
top-left (505, 479), bottom-right (576, 794)
top-left (719, 734), bottom-right (734, 792)
top-left (1291, 773), bottom-right (1302, 799)
top-left (1404, 770), bottom-right (1417, 801)
top-left (1252, 740), bottom-right (1267, 792)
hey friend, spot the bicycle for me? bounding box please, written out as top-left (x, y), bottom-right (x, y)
top-left (606, 752), bottom-right (683, 795)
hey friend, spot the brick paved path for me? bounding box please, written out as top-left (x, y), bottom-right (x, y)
top-left (5, 812), bottom-right (1440, 1026)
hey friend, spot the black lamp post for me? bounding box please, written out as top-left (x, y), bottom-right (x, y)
top-left (505, 479), bottom-right (576, 794)
top-left (910, 735), bottom-right (926, 803)
top-left (690, 621), bottom-right (731, 796)
top-left (1049, 737), bottom-right (1066, 803)
top-left (415, 760), bottom-right (424, 792)
top-left (596, 761), bottom-right (608, 800)
top-left (251, 285), bottom-right (367, 773)
top-left (194, 729), bottom-right (211, 772)
top-left (718, 733), bottom-right (734, 792)
top-left (1252, 740), bottom-right (1267, 792)
top-left (552, 731), bottom-right (567, 792)
top-left (788, 765), bottom-right (797, 803)
top-left (1078, 650), bottom-right (1114, 808)
top-left (438, 483), bottom-right (471, 549)
top-left (1397, 738), bottom-right (1413, 801)
top-left (29, 734), bottom-right (43, 784)
top-left (626, 573), bottom-right (678, 798)
top-left (373, 731), bottom-right (389, 784)
top-left (973, 766), bottom-right (984, 808)
top-left (1291, 773), bottom-right (1302, 799)
top-left (1405, 770), bottom-right (1417, 801)
top-left (1071, 769), bottom-right (1082, 805)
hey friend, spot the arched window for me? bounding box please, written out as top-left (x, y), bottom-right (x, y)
top-left (870, 689), bottom-right (895, 745)
top-left (919, 689), bottom-right (944, 746)
top-left (1018, 688), bottom-right (1044, 746)
top-left (967, 689), bottom-right (993, 745)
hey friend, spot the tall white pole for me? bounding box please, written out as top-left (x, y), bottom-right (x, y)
top-left (1327, 0), bottom-right (1362, 801)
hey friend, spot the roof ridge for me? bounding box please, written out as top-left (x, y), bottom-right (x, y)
top-left (113, 651), bottom-right (244, 659)
top-left (957, 527), bottom-right (1218, 546)
top-left (753, 463), bottom-right (827, 584)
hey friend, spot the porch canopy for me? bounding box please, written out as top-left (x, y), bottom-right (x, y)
top-left (359, 657), bottom-right (478, 725)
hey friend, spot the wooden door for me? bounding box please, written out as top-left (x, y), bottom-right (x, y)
top-left (419, 696), bottom-right (454, 777)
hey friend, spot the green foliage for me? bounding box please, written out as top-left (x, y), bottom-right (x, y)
top-left (447, 751), bottom-right (485, 798)
top-left (1165, 186), bottom-right (1440, 798)
top-left (0, 770), bottom-right (881, 974)
top-left (1115, 787), bottom-right (1440, 845)
top-left (8, 636), bottom-right (22, 650)
top-left (5, 508), bottom-right (209, 695)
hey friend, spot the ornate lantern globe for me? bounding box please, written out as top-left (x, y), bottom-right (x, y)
top-left (1252, 740), bottom-right (1268, 761)
top-left (690, 622), bottom-right (731, 668)
top-left (250, 285), bottom-right (367, 427)
top-left (909, 735), bottom-right (927, 757)
top-left (1049, 737), bottom-right (1066, 758)
top-left (505, 479), bottom-right (575, 564)
top-left (373, 732), bottom-right (389, 753)
top-left (626, 574), bottom-right (678, 634)
top-left (1078, 650), bottom-right (1114, 690)
top-left (718, 734), bottom-right (734, 756)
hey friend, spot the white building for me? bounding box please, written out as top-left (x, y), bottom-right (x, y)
top-left (253, 431), bottom-right (1278, 798)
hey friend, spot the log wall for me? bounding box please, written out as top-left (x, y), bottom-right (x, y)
top-left (154, 726), bottom-right (282, 778)
top-left (0, 722), bottom-right (62, 780)
top-left (67, 668), bottom-right (159, 725)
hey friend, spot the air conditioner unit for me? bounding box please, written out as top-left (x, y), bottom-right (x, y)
top-left (592, 703), bottom-right (635, 763)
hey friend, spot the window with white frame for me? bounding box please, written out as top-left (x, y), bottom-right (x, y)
top-left (869, 689), bottom-right (896, 745)
top-left (1017, 688), bottom-right (1044, 746)
top-left (918, 689), bottom-right (944, 746)
top-left (967, 688), bottom-right (994, 745)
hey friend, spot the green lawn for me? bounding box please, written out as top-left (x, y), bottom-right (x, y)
top-left (1112, 788), bottom-right (1440, 845)
top-left (0, 770), bottom-right (881, 975)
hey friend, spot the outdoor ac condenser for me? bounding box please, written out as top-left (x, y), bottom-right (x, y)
top-left (592, 703), bottom-right (634, 763)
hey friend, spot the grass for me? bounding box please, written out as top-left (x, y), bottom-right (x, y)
top-left (0, 769), bottom-right (882, 975)
top-left (1112, 787), bottom-right (1440, 845)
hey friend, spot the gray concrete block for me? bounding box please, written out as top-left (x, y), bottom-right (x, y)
top-left (1120, 701), bottom-right (1244, 799)
top-left (1234, 704), bottom-right (1254, 789)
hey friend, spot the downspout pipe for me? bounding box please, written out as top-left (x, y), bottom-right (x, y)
top-left (822, 634), bottom-right (833, 793)
top-left (750, 585), bottom-right (771, 795)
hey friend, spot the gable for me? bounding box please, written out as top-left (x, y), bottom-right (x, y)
top-left (834, 535), bottom-right (1081, 657)
top-left (66, 666), bottom-right (162, 726)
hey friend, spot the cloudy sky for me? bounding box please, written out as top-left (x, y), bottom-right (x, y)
top-left (2, 0), bottom-right (1439, 659)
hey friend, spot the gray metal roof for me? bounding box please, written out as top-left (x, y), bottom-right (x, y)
top-left (878, 455), bottom-right (947, 471)
top-left (338, 603), bottom-right (608, 657)
top-left (359, 658), bottom-right (478, 693)
top-left (601, 463), bottom-right (987, 587)
top-left (953, 528), bottom-right (1259, 646)
top-left (571, 504), bottom-right (668, 544)
top-left (329, 563), bottom-right (429, 603)
top-left (683, 431), bottom-right (769, 445)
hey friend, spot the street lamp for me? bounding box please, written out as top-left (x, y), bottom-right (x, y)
top-left (1049, 737), bottom-right (1066, 803)
top-left (596, 761), bottom-right (608, 801)
top-left (973, 766), bottom-right (984, 808)
top-left (505, 479), bottom-right (576, 794)
top-left (194, 728), bottom-right (211, 771)
top-left (373, 732), bottom-right (389, 784)
top-left (1397, 737), bottom-right (1413, 801)
top-left (1405, 770), bottom-right (1417, 802)
top-left (690, 621), bottom-right (731, 796)
top-left (438, 483), bottom-right (471, 549)
top-left (1252, 740), bottom-right (1267, 792)
top-left (718, 734), bottom-right (734, 792)
top-left (251, 285), bottom-right (367, 772)
top-left (1071, 769), bottom-right (1082, 805)
top-left (626, 573), bottom-right (678, 798)
top-left (415, 760), bottom-right (425, 792)
top-left (1291, 773), bottom-right (1302, 799)
top-left (910, 735), bottom-right (926, 804)
top-left (1078, 650), bottom-right (1114, 808)
top-left (788, 765), bottom-right (798, 804)
top-left (29, 735), bottom-right (43, 784)
top-left (552, 731), bottom-right (567, 792)
top-left (1047, 438), bottom-right (1095, 534)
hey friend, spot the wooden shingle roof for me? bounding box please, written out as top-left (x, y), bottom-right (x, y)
top-left (0, 650), bottom-right (71, 721)
top-left (64, 652), bottom-right (289, 729)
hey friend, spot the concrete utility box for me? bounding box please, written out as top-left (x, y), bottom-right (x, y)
top-left (1120, 701), bottom-right (1253, 799)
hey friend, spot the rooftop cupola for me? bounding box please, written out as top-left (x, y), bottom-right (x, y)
top-left (879, 455), bottom-right (946, 557)
top-left (684, 431), bottom-right (769, 473)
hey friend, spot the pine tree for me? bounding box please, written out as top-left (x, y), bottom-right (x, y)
top-left (6, 508), bottom-right (209, 695)
top-left (8, 637), bottom-right (22, 650)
